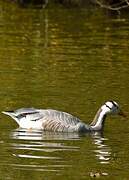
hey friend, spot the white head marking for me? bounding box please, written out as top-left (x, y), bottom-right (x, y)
top-left (104, 101), bottom-right (119, 114)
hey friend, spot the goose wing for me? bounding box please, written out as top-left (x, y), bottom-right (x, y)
top-left (3, 108), bottom-right (43, 122)
top-left (14, 108), bottom-right (39, 115)
top-left (15, 108), bottom-right (45, 121)
top-left (40, 109), bottom-right (81, 132)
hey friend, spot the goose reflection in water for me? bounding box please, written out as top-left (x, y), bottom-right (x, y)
top-left (11, 128), bottom-right (81, 141)
top-left (91, 132), bottom-right (111, 164)
top-left (10, 128), bottom-right (80, 172)
top-left (10, 129), bottom-right (111, 173)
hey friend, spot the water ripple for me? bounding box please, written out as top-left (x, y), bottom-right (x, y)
top-left (10, 128), bottom-right (81, 141)
top-left (8, 128), bottom-right (80, 172)
top-left (92, 132), bottom-right (111, 164)
top-left (5, 129), bottom-right (112, 174)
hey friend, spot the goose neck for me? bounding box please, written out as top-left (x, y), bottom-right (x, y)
top-left (90, 108), bottom-right (107, 131)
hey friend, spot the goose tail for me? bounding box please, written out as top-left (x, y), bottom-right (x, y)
top-left (2, 111), bottom-right (20, 125)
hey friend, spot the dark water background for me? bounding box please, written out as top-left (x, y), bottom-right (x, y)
top-left (0, 1), bottom-right (129, 179)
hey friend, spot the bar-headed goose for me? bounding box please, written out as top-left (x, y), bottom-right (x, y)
top-left (2, 101), bottom-right (125, 132)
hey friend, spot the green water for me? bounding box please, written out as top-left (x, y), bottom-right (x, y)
top-left (0, 1), bottom-right (129, 179)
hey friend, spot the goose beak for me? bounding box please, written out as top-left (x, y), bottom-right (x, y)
top-left (118, 109), bottom-right (126, 117)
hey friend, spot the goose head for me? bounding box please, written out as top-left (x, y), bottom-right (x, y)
top-left (90, 101), bottom-right (125, 131)
top-left (102, 101), bottom-right (125, 117)
top-left (102, 101), bottom-right (121, 115)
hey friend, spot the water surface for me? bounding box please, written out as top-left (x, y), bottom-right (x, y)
top-left (0, 1), bottom-right (129, 179)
